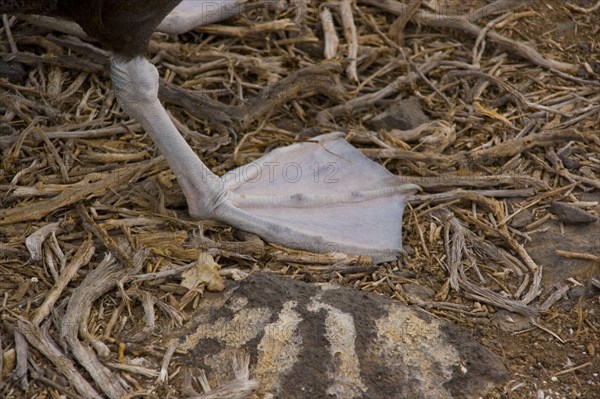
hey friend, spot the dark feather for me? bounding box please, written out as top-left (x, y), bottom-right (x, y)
top-left (0, 0), bottom-right (182, 56)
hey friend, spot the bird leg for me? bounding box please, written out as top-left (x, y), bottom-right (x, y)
top-left (111, 56), bottom-right (418, 260)
top-left (158, 0), bottom-right (249, 34)
top-left (158, 0), bottom-right (286, 34)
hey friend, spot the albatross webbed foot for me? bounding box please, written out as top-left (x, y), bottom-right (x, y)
top-left (218, 133), bottom-right (420, 257)
top-left (111, 56), bottom-right (419, 259)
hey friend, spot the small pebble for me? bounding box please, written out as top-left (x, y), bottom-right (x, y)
top-left (549, 202), bottom-right (598, 224)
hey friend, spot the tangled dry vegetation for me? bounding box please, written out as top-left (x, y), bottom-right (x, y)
top-left (1, 0), bottom-right (599, 398)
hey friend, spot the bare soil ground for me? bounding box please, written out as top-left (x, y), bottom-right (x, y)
top-left (1, 0), bottom-right (599, 398)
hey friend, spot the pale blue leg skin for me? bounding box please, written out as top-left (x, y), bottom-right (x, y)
top-left (158, 0), bottom-right (248, 34)
top-left (111, 57), bottom-right (420, 260)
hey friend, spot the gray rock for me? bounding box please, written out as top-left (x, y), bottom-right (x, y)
top-left (0, 60), bottom-right (27, 85)
top-left (527, 219), bottom-right (600, 288)
top-left (567, 285), bottom-right (587, 301)
top-left (169, 273), bottom-right (508, 398)
top-left (494, 310), bottom-right (532, 332)
top-left (549, 202), bottom-right (598, 224)
top-left (369, 97), bottom-right (430, 131)
top-left (510, 208), bottom-right (534, 229)
top-left (402, 282), bottom-right (436, 302)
